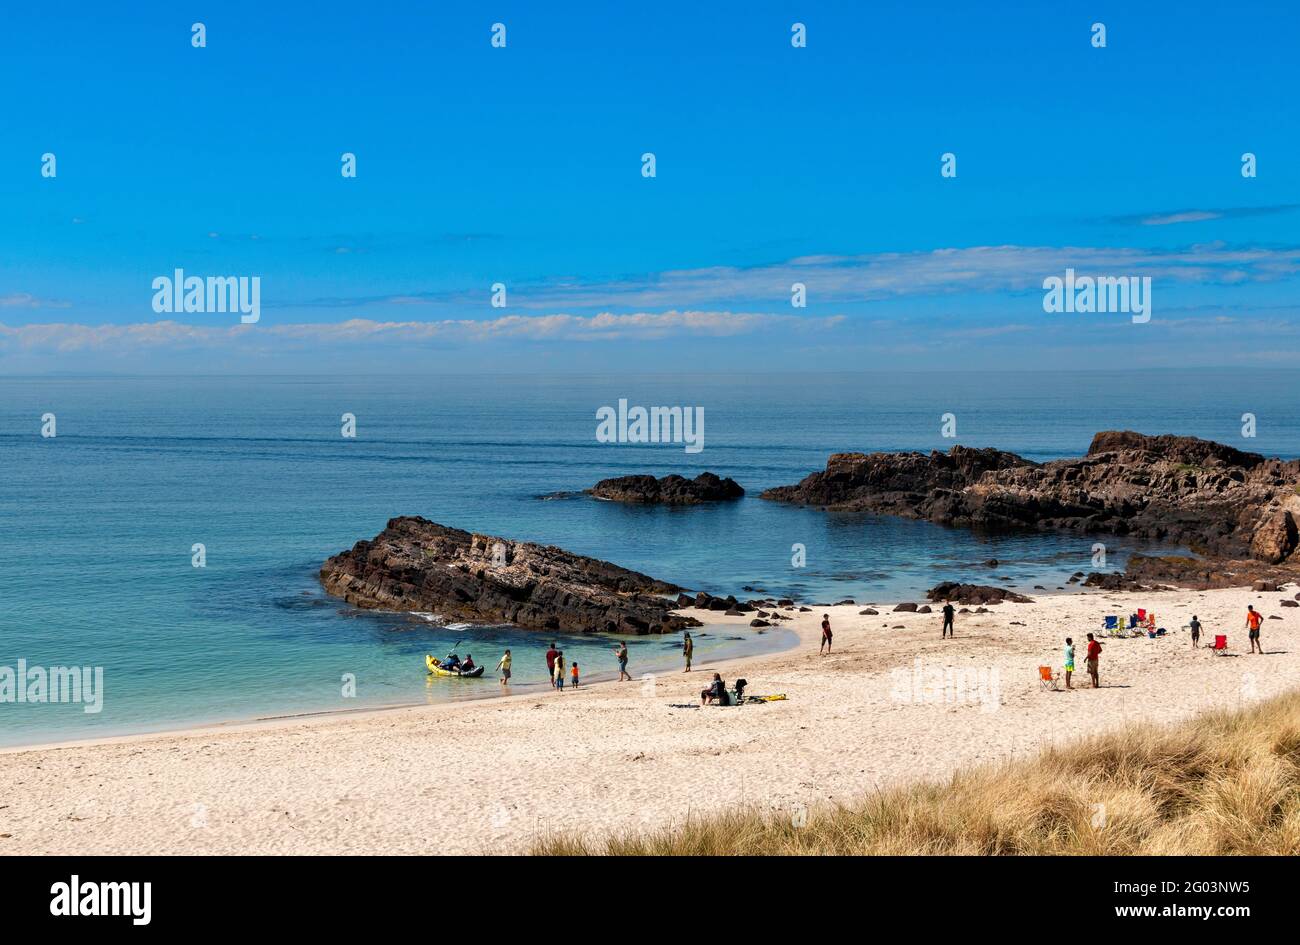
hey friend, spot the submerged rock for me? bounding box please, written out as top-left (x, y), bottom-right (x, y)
top-left (320, 516), bottom-right (701, 635)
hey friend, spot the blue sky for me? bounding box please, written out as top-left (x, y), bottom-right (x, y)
top-left (2, 0), bottom-right (1298, 372)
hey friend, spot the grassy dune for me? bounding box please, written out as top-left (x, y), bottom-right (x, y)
top-left (531, 692), bottom-right (1300, 855)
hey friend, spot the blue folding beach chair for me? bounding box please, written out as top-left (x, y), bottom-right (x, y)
top-left (1103, 615), bottom-right (1118, 631)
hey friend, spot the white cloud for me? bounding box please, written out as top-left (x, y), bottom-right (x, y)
top-left (0, 311), bottom-right (844, 353)
top-left (1139, 210), bottom-right (1222, 226)
top-left (304, 243), bottom-right (1300, 312)
top-left (0, 293), bottom-right (71, 309)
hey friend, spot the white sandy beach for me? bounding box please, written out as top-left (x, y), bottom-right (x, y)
top-left (2, 584), bottom-right (1297, 855)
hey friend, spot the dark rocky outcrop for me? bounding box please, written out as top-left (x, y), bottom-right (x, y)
top-left (1082, 571), bottom-right (1148, 592)
top-left (691, 592), bottom-right (756, 613)
top-left (1120, 555), bottom-right (1300, 591)
top-left (926, 582), bottom-right (1034, 605)
top-left (587, 472), bottom-right (744, 505)
top-left (761, 431), bottom-right (1300, 570)
top-left (320, 516), bottom-right (700, 635)
top-left (761, 445), bottom-right (1032, 521)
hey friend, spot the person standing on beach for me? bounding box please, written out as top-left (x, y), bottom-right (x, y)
top-left (553, 650), bottom-right (565, 691)
top-left (1189, 615), bottom-right (1201, 648)
top-left (496, 648), bottom-right (512, 686)
top-left (682, 631), bottom-right (694, 672)
top-left (545, 642), bottom-right (559, 688)
top-left (571, 661), bottom-right (580, 689)
top-left (614, 641), bottom-right (631, 681)
top-left (941, 602), bottom-right (955, 639)
top-left (820, 614), bottom-right (832, 654)
top-left (1084, 633), bottom-right (1103, 688)
top-left (1246, 605), bottom-right (1263, 654)
top-left (1063, 637), bottom-right (1075, 690)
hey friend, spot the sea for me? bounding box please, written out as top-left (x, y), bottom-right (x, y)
top-left (2, 370), bottom-right (1297, 746)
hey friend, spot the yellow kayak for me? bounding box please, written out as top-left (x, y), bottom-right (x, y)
top-left (425, 654), bottom-right (485, 678)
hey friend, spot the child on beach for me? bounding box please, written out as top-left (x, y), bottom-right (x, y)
top-left (1189, 616), bottom-right (1201, 648)
top-left (1063, 637), bottom-right (1075, 690)
top-left (554, 651), bottom-right (566, 690)
top-left (820, 614), bottom-right (832, 654)
top-left (571, 661), bottom-right (580, 688)
top-left (496, 648), bottom-right (512, 686)
top-left (682, 631), bottom-right (693, 672)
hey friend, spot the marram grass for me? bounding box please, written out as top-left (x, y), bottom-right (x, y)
top-left (530, 691), bottom-right (1300, 856)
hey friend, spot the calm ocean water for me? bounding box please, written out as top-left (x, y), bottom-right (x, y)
top-left (2, 370), bottom-right (1298, 746)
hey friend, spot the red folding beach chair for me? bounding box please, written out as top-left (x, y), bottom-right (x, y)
top-left (1211, 634), bottom-right (1227, 656)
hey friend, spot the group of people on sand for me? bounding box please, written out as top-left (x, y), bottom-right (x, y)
top-left (1187, 605), bottom-right (1266, 654)
top-left (1061, 634), bottom-right (1105, 689)
top-left (1058, 605), bottom-right (1269, 691)
top-left (816, 599), bottom-right (959, 657)
top-left (819, 601), bottom-right (958, 656)
top-left (542, 643), bottom-right (580, 690)
top-left (810, 597), bottom-right (1271, 695)
top-left (485, 599), bottom-right (1273, 697)
top-left (489, 640), bottom-right (635, 689)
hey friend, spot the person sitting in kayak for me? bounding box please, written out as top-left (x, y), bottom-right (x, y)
top-left (461, 654), bottom-right (476, 672)
top-left (442, 653), bottom-right (461, 671)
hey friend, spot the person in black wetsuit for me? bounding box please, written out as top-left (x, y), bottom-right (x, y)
top-left (942, 602), bottom-right (955, 639)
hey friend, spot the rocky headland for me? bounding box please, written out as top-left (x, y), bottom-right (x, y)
top-left (587, 472), bottom-right (744, 505)
top-left (320, 517), bottom-right (701, 634)
top-left (762, 431), bottom-right (1300, 588)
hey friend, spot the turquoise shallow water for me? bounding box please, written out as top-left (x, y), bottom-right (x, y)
top-left (1, 370), bottom-right (1297, 746)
